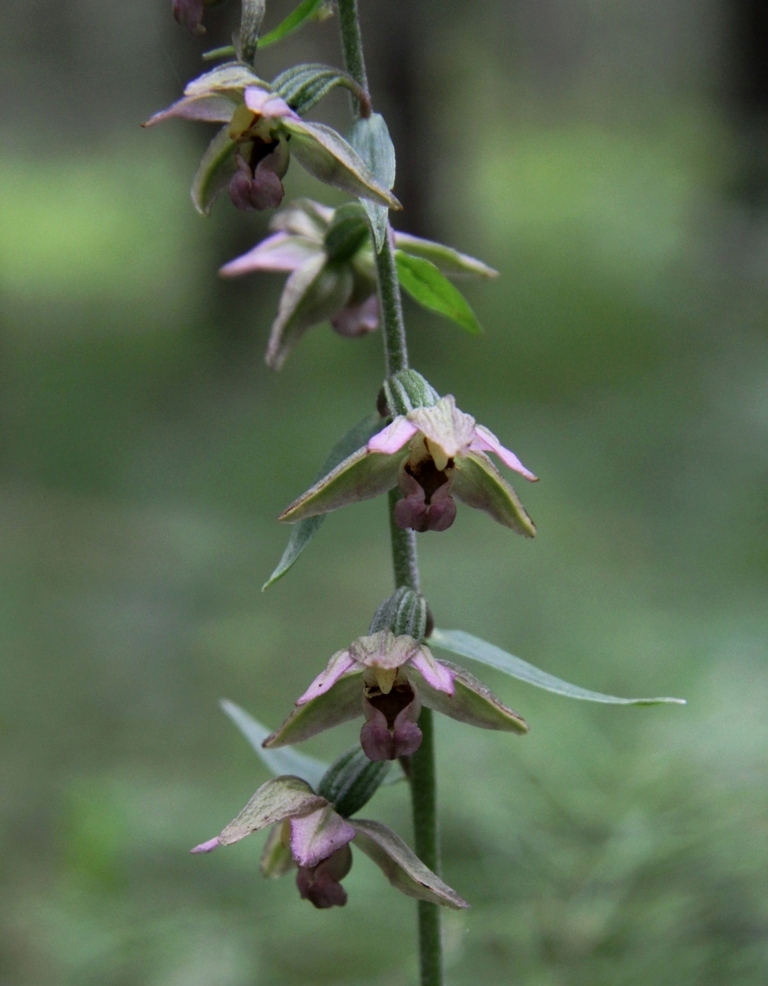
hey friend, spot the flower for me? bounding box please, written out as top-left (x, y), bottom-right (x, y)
top-left (220, 199), bottom-right (379, 368)
top-left (173, 0), bottom-right (206, 36)
top-left (190, 772), bottom-right (468, 910)
top-left (220, 199), bottom-right (500, 369)
top-left (144, 66), bottom-right (400, 216)
top-left (265, 628), bottom-right (528, 762)
top-left (279, 378), bottom-right (538, 536)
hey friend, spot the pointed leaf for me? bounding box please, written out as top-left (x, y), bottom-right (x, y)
top-left (348, 113), bottom-right (396, 251)
top-left (395, 251), bottom-right (482, 335)
top-left (279, 444), bottom-right (401, 523)
top-left (259, 0), bottom-right (327, 48)
top-left (413, 660), bottom-right (528, 733)
top-left (264, 671), bottom-right (365, 748)
top-left (191, 124), bottom-right (237, 215)
top-left (395, 232), bottom-right (498, 279)
top-left (430, 629), bottom-right (687, 706)
top-left (282, 118), bottom-right (401, 209)
top-left (185, 62), bottom-right (263, 97)
top-left (220, 699), bottom-right (328, 789)
top-left (264, 412), bottom-right (384, 589)
top-left (452, 451), bottom-right (536, 537)
top-left (352, 819), bottom-right (469, 909)
top-left (266, 254), bottom-right (354, 370)
top-left (218, 776), bottom-right (326, 847)
top-left (272, 63), bottom-right (369, 117)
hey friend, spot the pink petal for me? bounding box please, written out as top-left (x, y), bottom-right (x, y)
top-left (409, 649), bottom-right (455, 695)
top-left (296, 650), bottom-right (357, 706)
top-left (244, 87), bottom-right (299, 121)
top-left (220, 233), bottom-right (318, 277)
top-left (190, 836), bottom-right (220, 854)
top-left (289, 806), bottom-right (356, 869)
top-left (470, 425), bottom-right (538, 481)
top-left (367, 417), bottom-right (418, 455)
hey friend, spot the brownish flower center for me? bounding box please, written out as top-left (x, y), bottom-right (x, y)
top-left (365, 679), bottom-right (416, 728)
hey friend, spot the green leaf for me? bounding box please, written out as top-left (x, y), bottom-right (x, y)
top-left (218, 777), bottom-right (325, 846)
top-left (452, 451), bottom-right (536, 537)
top-left (395, 251), bottom-right (482, 334)
top-left (348, 114), bottom-right (396, 252)
top-left (395, 231), bottom-right (498, 279)
top-left (429, 629), bottom-right (687, 706)
top-left (264, 412), bottom-right (384, 589)
top-left (191, 124), bottom-right (237, 215)
top-left (282, 118), bottom-right (401, 210)
top-left (351, 819), bottom-right (469, 909)
top-left (259, 0), bottom-right (326, 48)
top-left (220, 699), bottom-right (328, 789)
top-left (272, 63), bottom-right (368, 117)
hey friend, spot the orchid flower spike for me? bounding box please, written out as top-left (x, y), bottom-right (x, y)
top-left (144, 66), bottom-right (399, 216)
top-left (264, 624), bottom-right (528, 762)
top-left (219, 199), bottom-right (500, 370)
top-left (280, 370), bottom-right (538, 535)
top-left (190, 767), bottom-right (468, 911)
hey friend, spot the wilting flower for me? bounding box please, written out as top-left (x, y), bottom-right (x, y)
top-left (265, 629), bottom-right (528, 761)
top-left (191, 773), bottom-right (468, 910)
top-left (279, 389), bottom-right (538, 536)
top-left (144, 65), bottom-right (399, 216)
top-left (219, 198), bottom-right (500, 369)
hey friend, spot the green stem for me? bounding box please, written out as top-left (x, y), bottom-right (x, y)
top-left (336, 3), bottom-right (443, 984)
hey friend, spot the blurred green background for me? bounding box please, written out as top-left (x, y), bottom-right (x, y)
top-left (2, 1), bottom-right (767, 983)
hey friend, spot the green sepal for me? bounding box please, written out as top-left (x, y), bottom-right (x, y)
top-left (260, 820), bottom-right (294, 877)
top-left (323, 203), bottom-right (370, 263)
top-left (264, 670), bottom-right (364, 748)
top-left (281, 118), bottom-right (401, 209)
top-left (351, 819), bottom-right (469, 909)
top-left (218, 776), bottom-right (325, 847)
top-left (265, 254), bottom-right (354, 370)
top-left (219, 699), bottom-right (328, 789)
top-left (235, 0), bottom-right (266, 65)
top-left (264, 412), bottom-right (384, 589)
top-left (395, 251), bottom-right (482, 335)
top-left (258, 0), bottom-right (329, 48)
top-left (369, 587), bottom-right (428, 642)
top-left (347, 113), bottom-right (396, 251)
top-left (396, 231), bottom-right (498, 279)
top-left (185, 62), bottom-right (264, 97)
top-left (412, 659), bottom-right (528, 734)
top-left (452, 451), bottom-right (536, 537)
top-left (279, 444), bottom-right (401, 523)
top-left (317, 747), bottom-right (390, 818)
top-left (430, 629), bottom-right (687, 706)
top-left (191, 124), bottom-right (237, 215)
top-left (272, 63), bottom-right (369, 117)
top-left (382, 369), bottom-right (440, 417)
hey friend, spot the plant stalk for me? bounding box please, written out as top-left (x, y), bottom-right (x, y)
top-left (337, 3), bottom-right (443, 983)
